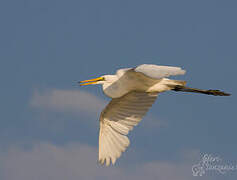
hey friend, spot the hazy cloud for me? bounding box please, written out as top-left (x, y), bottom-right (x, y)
top-left (0, 142), bottom-right (212, 180)
top-left (30, 89), bottom-right (106, 115)
top-left (0, 142), bottom-right (120, 180)
top-left (29, 88), bottom-right (163, 128)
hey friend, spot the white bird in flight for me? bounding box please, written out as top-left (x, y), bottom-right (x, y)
top-left (79, 64), bottom-right (230, 166)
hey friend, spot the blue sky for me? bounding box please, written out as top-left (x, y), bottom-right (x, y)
top-left (0, 0), bottom-right (236, 179)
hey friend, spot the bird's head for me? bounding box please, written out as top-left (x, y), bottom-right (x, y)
top-left (79, 75), bottom-right (117, 86)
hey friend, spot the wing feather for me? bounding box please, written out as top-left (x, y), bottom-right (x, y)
top-left (134, 64), bottom-right (186, 79)
top-left (98, 91), bottom-right (158, 166)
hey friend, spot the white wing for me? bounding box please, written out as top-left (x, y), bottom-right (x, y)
top-left (134, 64), bottom-right (186, 79)
top-left (99, 91), bottom-right (158, 166)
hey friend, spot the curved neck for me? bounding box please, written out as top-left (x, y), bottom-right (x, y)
top-left (102, 75), bottom-right (130, 98)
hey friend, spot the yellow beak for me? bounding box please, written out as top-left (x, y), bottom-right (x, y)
top-left (79, 77), bottom-right (104, 86)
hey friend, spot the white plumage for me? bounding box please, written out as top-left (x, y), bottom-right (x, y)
top-left (80, 64), bottom-right (186, 166)
top-left (135, 64), bottom-right (186, 79)
top-left (79, 64), bottom-right (229, 166)
top-left (99, 92), bottom-right (158, 165)
top-left (101, 64), bottom-right (186, 98)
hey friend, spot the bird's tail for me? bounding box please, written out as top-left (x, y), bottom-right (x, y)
top-left (171, 85), bottom-right (231, 96)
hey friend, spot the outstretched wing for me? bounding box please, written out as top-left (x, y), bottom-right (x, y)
top-left (134, 64), bottom-right (186, 79)
top-left (99, 91), bottom-right (158, 166)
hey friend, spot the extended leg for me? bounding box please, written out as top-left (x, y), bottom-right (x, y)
top-left (172, 85), bottom-right (230, 96)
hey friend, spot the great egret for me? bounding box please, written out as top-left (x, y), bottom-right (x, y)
top-left (79, 64), bottom-right (230, 166)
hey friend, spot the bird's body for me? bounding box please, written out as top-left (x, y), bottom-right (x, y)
top-left (79, 64), bottom-right (230, 166)
top-left (101, 65), bottom-right (186, 98)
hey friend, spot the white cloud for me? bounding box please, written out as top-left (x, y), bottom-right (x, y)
top-left (30, 89), bottom-right (106, 115)
top-left (0, 142), bottom-right (120, 180)
top-left (0, 142), bottom-right (213, 180)
top-left (29, 88), bottom-right (163, 128)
